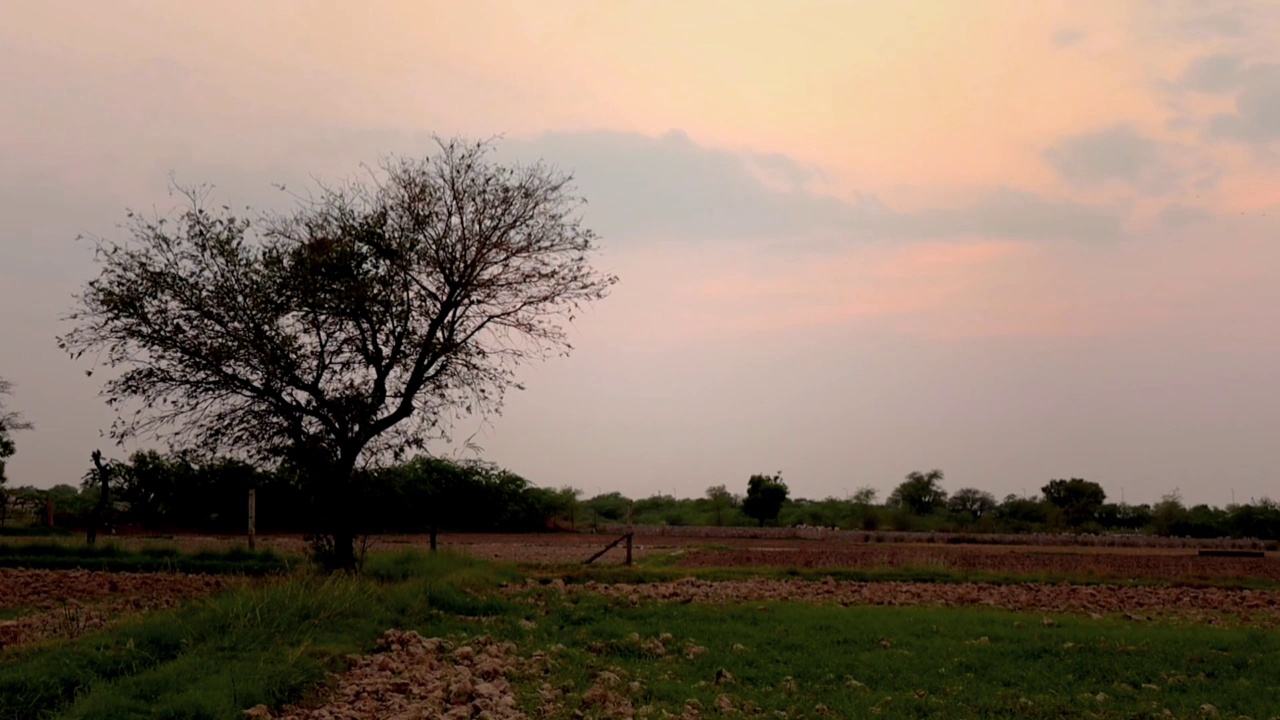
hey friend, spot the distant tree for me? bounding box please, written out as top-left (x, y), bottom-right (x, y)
top-left (59, 138), bottom-right (617, 569)
top-left (584, 491), bottom-right (630, 526)
top-left (742, 472), bottom-right (789, 527)
top-left (995, 493), bottom-right (1048, 527)
top-left (0, 377), bottom-right (34, 526)
top-left (1041, 478), bottom-right (1106, 527)
top-left (1152, 489), bottom-right (1186, 536)
top-left (851, 485), bottom-right (878, 506)
top-left (887, 470), bottom-right (947, 515)
top-left (948, 487), bottom-right (997, 520)
top-left (548, 486), bottom-right (582, 530)
top-left (705, 484), bottom-right (735, 526)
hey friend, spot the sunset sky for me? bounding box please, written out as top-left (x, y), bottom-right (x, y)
top-left (2, 0), bottom-right (1278, 506)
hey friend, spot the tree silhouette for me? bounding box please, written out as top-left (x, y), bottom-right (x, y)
top-left (60, 138), bottom-right (617, 568)
top-left (888, 469), bottom-right (947, 515)
top-left (742, 473), bottom-right (789, 527)
top-left (948, 487), bottom-right (997, 519)
top-left (0, 377), bottom-right (34, 527)
top-left (1041, 478), bottom-right (1106, 527)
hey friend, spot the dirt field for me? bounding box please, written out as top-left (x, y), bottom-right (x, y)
top-left (516, 576), bottom-right (1280, 626)
top-left (27, 530), bottom-right (1278, 584)
top-left (0, 568), bottom-right (233, 650)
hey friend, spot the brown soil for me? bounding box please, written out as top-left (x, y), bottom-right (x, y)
top-left (0, 568), bottom-right (233, 649)
top-left (517, 577), bottom-right (1280, 626)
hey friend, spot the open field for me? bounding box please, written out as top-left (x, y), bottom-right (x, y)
top-left (2, 552), bottom-right (1279, 719)
top-left (0, 568), bottom-right (234, 650)
top-left (2, 535), bottom-right (1280, 719)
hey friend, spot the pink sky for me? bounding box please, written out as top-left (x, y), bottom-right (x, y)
top-left (2, 1), bottom-right (1279, 506)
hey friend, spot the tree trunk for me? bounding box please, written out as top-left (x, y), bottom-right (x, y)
top-left (315, 453), bottom-right (360, 572)
top-left (331, 528), bottom-right (356, 570)
top-left (87, 450), bottom-right (111, 547)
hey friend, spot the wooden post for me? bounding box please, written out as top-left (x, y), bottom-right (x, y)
top-left (247, 489), bottom-right (257, 551)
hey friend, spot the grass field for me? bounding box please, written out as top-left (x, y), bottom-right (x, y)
top-left (1, 550), bottom-right (1278, 719)
top-left (0, 542), bottom-right (290, 576)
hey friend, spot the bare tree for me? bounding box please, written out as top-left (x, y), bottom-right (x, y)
top-left (60, 138), bottom-right (617, 568)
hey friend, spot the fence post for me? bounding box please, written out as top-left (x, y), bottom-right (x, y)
top-left (247, 489), bottom-right (257, 551)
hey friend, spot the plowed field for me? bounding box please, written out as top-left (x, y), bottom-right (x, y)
top-left (0, 568), bottom-right (232, 649)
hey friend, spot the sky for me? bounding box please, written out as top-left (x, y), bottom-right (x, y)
top-left (2, 0), bottom-right (1279, 507)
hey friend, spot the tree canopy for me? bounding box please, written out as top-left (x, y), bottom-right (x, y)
top-left (742, 472), bottom-right (789, 527)
top-left (888, 469), bottom-right (948, 515)
top-left (59, 138), bottom-right (617, 567)
top-left (1041, 478), bottom-right (1106, 527)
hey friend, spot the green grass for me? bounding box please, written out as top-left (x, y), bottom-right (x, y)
top-left (0, 542), bottom-right (291, 576)
top-left (512, 592), bottom-right (1280, 719)
top-left (0, 551), bottom-right (514, 720)
top-left (3, 551), bottom-right (1278, 719)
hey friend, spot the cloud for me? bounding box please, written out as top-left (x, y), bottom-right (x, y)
top-left (1155, 203), bottom-right (1215, 228)
top-left (1205, 63), bottom-right (1280, 144)
top-left (1179, 54), bottom-right (1246, 94)
top-left (1051, 28), bottom-right (1087, 48)
top-left (1042, 125), bottom-right (1172, 192)
top-left (501, 130), bottom-right (1128, 244)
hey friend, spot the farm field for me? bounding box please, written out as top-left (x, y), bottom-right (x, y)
top-left (1, 537), bottom-right (1279, 719)
top-left (11, 530), bottom-right (1276, 583)
top-left (0, 568), bottom-right (233, 650)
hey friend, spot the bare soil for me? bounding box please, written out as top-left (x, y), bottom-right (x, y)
top-left (517, 577), bottom-right (1280, 627)
top-left (0, 568), bottom-right (233, 649)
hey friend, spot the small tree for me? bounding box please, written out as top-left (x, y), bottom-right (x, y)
top-left (705, 484), bottom-right (735, 526)
top-left (1041, 478), bottom-right (1106, 527)
top-left (60, 138), bottom-right (617, 569)
top-left (948, 487), bottom-right (997, 520)
top-left (851, 485), bottom-right (878, 506)
top-left (742, 472), bottom-right (789, 527)
top-left (888, 469), bottom-right (947, 515)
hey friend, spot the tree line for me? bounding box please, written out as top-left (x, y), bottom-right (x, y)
top-left (4, 458), bottom-right (1278, 543)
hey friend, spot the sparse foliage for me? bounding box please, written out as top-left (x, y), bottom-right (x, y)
top-left (705, 484), bottom-right (735, 526)
top-left (59, 137), bottom-right (617, 568)
top-left (948, 487), bottom-right (997, 520)
top-left (851, 485), bottom-right (878, 506)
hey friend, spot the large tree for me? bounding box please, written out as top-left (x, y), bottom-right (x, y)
top-left (888, 469), bottom-right (948, 515)
top-left (60, 138), bottom-right (617, 568)
top-left (1041, 478), bottom-right (1106, 527)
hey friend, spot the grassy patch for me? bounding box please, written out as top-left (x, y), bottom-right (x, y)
top-left (3, 551), bottom-right (1278, 719)
top-left (0, 542), bottom-right (291, 576)
top-left (515, 593), bottom-right (1280, 719)
top-left (0, 551), bottom-right (513, 719)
